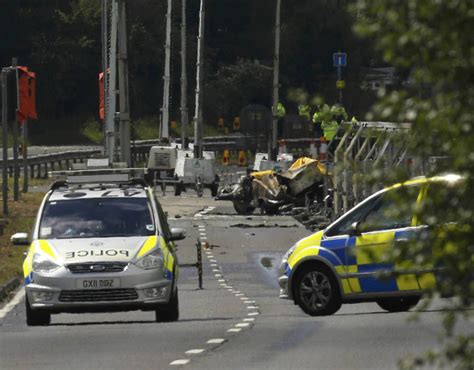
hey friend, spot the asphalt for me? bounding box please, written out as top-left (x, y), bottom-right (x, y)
top-left (0, 192), bottom-right (472, 369)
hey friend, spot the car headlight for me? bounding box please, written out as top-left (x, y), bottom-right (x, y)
top-left (32, 253), bottom-right (61, 273)
top-left (282, 245), bottom-right (297, 263)
top-left (135, 249), bottom-right (164, 270)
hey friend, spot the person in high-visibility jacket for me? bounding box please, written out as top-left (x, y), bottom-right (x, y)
top-left (276, 102), bottom-right (286, 118)
top-left (298, 104), bottom-right (310, 120)
top-left (321, 120), bottom-right (339, 140)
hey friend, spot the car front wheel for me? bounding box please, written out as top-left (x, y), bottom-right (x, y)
top-left (294, 264), bottom-right (341, 316)
top-left (26, 296), bottom-right (51, 326)
top-left (155, 287), bottom-right (179, 322)
top-left (376, 296), bottom-right (420, 312)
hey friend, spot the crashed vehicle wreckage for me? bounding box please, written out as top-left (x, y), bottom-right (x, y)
top-left (216, 157), bottom-right (331, 215)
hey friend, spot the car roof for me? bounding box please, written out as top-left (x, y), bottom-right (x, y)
top-left (384, 173), bottom-right (464, 193)
top-left (48, 186), bottom-right (149, 202)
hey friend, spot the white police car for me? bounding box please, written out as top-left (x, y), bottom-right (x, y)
top-left (11, 170), bottom-right (185, 326)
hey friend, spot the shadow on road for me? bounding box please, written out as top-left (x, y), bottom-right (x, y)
top-left (50, 316), bottom-right (234, 327)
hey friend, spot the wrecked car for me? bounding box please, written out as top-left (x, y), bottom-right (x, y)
top-left (216, 157), bottom-right (330, 215)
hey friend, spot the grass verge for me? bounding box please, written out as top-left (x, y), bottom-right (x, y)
top-left (0, 183), bottom-right (48, 286)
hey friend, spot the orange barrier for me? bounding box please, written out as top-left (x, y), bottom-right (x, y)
top-left (222, 149), bottom-right (230, 166)
top-left (238, 150), bottom-right (247, 166)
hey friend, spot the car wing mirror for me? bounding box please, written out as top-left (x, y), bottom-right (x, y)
top-left (11, 232), bottom-right (30, 246)
top-left (170, 228), bottom-right (186, 241)
top-left (349, 222), bottom-right (362, 237)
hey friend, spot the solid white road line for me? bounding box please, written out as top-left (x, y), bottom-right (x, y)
top-left (0, 289), bottom-right (24, 320)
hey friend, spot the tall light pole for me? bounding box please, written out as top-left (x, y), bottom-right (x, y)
top-left (180, 0), bottom-right (189, 149)
top-left (271, 0), bottom-right (281, 160)
top-left (194, 0), bottom-right (205, 158)
top-left (161, 0), bottom-right (173, 140)
top-left (103, 0), bottom-right (131, 165)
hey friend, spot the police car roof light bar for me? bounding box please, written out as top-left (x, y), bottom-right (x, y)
top-left (49, 168), bottom-right (147, 186)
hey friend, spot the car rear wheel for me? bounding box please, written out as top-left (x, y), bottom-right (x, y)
top-left (376, 296), bottom-right (420, 312)
top-left (233, 201), bottom-right (254, 215)
top-left (26, 296), bottom-right (51, 326)
top-left (294, 264), bottom-right (341, 316)
top-left (155, 288), bottom-right (179, 322)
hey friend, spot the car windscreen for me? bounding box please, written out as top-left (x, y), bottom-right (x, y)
top-left (39, 198), bottom-right (155, 239)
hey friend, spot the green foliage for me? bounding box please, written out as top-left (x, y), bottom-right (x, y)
top-left (353, 0), bottom-right (474, 368)
top-left (205, 59), bottom-right (272, 122)
top-left (80, 119), bottom-right (103, 144)
top-left (133, 118), bottom-right (160, 140)
top-left (1, 0), bottom-right (379, 143)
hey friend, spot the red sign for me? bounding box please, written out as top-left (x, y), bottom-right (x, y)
top-left (17, 66), bottom-right (37, 123)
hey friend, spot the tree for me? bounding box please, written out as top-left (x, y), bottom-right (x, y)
top-left (353, 1), bottom-right (473, 368)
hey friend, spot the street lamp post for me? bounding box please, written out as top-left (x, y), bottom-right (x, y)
top-left (270, 0), bottom-right (281, 161)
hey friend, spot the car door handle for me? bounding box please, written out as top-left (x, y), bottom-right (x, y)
top-left (395, 238), bottom-right (409, 242)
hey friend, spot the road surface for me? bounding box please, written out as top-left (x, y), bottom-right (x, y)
top-left (0, 191), bottom-right (470, 369)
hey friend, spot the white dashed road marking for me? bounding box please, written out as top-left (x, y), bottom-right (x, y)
top-left (227, 328), bottom-right (241, 333)
top-left (188, 215), bottom-right (260, 367)
top-left (235, 323), bottom-right (250, 328)
top-left (207, 338), bottom-right (226, 345)
top-left (185, 349), bottom-right (205, 355)
top-left (170, 359), bottom-right (190, 366)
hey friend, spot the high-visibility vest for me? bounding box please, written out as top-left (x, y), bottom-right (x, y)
top-left (321, 120), bottom-right (339, 140)
top-left (312, 112), bottom-right (320, 123)
top-left (298, 104), bottom-right (310, 119)
top-left (277, 102), bottom-right (286, 118)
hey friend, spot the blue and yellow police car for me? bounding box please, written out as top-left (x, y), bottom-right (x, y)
top-left (278, 174), bottom-right (462, 316)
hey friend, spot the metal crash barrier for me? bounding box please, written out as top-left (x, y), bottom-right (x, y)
top-left (326, 121), bottom-right (428, 220)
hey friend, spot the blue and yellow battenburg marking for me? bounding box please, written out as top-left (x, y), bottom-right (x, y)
top-left (23, 240), bottom-right (59, 285)
top-left (137, 235), bottom-right (175, 280)
top-left (286, 228), bottom-right (433, 295)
